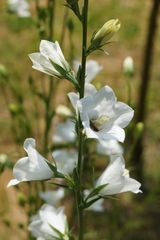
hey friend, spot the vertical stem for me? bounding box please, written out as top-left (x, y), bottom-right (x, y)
top-left (76, 1), bottom-right (89, 240)
top-left (48, 0), bottom-right (56, 41)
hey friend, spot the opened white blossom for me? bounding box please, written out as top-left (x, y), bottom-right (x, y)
top-left (29, 40), bottom-right (76, 83)
top-left (74, 60), bottom-right (103, 83)
top-left (29, 204), bottom-right (69, 240)
top-left (39, 188), bottom-right (65, 206)
top-left (7, 138), bottom-right (53, 187)
top-left (53, 119), bottom-right (76, 144)
top-left (95, 155), bottom-right (142, 196)
top-left (97, 139), bottom-right (123, 156)
top-left (52, 149), bottom-right (78, 176)
top-left (8, 0), bottom-right (30, 17)
top-left (70, 85), bottom-right (134, 142)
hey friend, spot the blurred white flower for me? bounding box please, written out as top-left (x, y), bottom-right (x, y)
top-left (123, 56), bottom-right (134, 76)
top-left (7, 138), bottom-right (53, 187)
top-left (53, 119), bottom-right (76, 144)
top-left (88, 198), bottom-right (104, 212)
top-left (52, 149), bottom-right (78, 176)
top-left (8, 0), bottom-right (30, 17)
top-left (74, 60), bottom-right (103, 83)
top-left (39, 188), bottom-right (65, 206)
top-left (76, 85), bottom-right (134, 142)
top-left (29, 204), bottom-right (69, 240)
top-left (0, 154), bottom-right (8, 164)
top-left (29, 40), bottom-right (76, 84)
top-left (84, 190), bottom-right (104, 212)
top-left (56, 105), bottom-right (73, 117)
top-left (96, 155), bottom-right (142, 196)
top-left (97, 139), bottom-right (123, 156)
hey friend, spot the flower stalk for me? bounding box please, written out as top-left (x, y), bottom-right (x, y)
top-left (76, 0), bottom-right (89, 239)
top-left (43, 0), bottom-right (56, 155)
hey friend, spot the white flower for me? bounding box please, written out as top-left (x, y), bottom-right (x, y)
top-left (84, 190), bottom-right (104, 212)
top-left (7, 138), bottom-right (53, 187)
top-left (52, 149), bottom-right (78, 176)
top-left (75, 85), bottom-right (134, 142)
top-left (29, 204), bottom-right (69, 240)
top-left (96, 155), bottom-right (142, 196)
top-left (8, 0), bottom-right (30, 17)
top-left (56, 105), bottom-right (73, 117)
top-left (53, 119), bottom-right (76, 144)
top-left (68, 83), bottom-right (97, 112)
top-left (123, 56), bottom-right (134, 76)
top-left (39, 188), bottom-right (65, 206)
top-left (74, 60), bottom-right (103, 83)
top-left (97, 139), bottom-right (123, 156)
top-left (29, 40), bottom-right (76, 84)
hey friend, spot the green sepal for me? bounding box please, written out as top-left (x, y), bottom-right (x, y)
top-left (85, 184), bottom-right (108, 202)
top-left (65, 1), bottom-right (82, 21)
top-left (49, 224), bottom-right (64, 240)
top-left (83, 196), bottom-right (102, 209)
top-left (50, 60), bottom-right (79, 87)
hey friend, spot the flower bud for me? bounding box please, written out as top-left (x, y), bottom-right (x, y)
top-left (8, 103), bottom-right (22, 115)
top-left (0, 154), bottom-right (8, 164)
top-left (0, 64), bottom-right (8, 79)
top-left (17, 192), bottom-right (27, 207)
top-left (123, 56), bottom-right (134, 77)
top-left (90, 19), bottom-right (121, 52)
top-left (135, 122), bottom-right (144, 139)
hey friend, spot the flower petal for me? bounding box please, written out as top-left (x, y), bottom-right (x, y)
top-left (113, 101), bottom-right (134, 128)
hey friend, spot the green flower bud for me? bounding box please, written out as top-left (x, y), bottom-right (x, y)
top-left (8, 103), bottom-right (22, 115)
top-left (0, 64), bottom-right (8, 79)
top-left (135, 122), bottom-right (144, 139)
top-left (90, 19), bottom-right (121, 52)
top-left (17, 192), bottom-right (27, 207)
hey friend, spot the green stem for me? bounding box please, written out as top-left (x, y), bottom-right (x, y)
top-left (76, 1), bottom-right (89, 240)
top-left (48, 0), bottom-right (56, 41)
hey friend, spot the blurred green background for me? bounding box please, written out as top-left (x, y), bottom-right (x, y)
top-left (0, 0), bottom-right (160, 239)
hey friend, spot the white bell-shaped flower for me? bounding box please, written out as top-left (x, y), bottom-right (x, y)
top-left (39, 188), bottom-right (65, 206)
top-left (29, 40), bottom-right (76, 84)
top-left (53, 119), bottom-right (76, 144)
top-left (96, 155), bottom-right (142, 196)
top-left (7, 138), bottom-right (53, 187)
top-left (52, 149), bottom-right (78, 176)
top-left (8, 0), bottom-right (30, 17)
top-left (29, 204), bottom-right (69, 240)
top-left (73, 85), bottom-right (134, 142)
